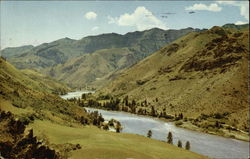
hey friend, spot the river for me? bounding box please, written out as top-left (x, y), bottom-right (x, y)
top-left (61, 91), bottom-right (249, 159)
top-left (60, 90), bottom-right (95, 99)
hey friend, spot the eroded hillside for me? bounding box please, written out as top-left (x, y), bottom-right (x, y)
top-left (3, 27), bottom-right (200, 88)
top-left (99, 26), bottom-right (249, 131)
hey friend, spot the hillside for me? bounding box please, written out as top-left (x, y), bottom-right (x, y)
top-left (0, 58), bottom-right (208, 159)
top-left (222, 23), bottom-right (249, 30)
top-left (3, 27), bottom-right (200, 88)
top-left (0, 57), bottom-right (69, 95)
top-left (0, 57), bottom-right (86, 122)
top-left (48, 48), bottom-right (136, 88)
top-left (98, 26), bottom-right (249, 132)
top-left (1, 45), bottom-right (34, 58)
top-left (21, 69), bottom-right (69, 95)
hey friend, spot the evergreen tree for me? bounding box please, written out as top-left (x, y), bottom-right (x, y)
top-left (116, 121), bottom-right (122, 133)
top-left (132, 99), bottom-right (136, 107)
top-left (151, 106), bottom-right (156, 117)
top-left (147, 130), bottom-right (152, 138)
top-left (177, 140), bottom-right (182, 148)
top-left (124, 95), bottom-right (129, 106)
top-left (81, 94), bottom-right (87, 100)
top-left (167, 132), bottom-right (173, 144)
top-left (185, 141), bottom-right (191, 150)
top-left (155, 98), bottom-right (158, 102)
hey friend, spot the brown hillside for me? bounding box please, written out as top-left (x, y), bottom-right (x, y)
top-left (0, 57), bottom-right (87, 124)
top-left (0, 57), bottom-right (209, 159)
top-left (99, 26), bottom-right (249, 130)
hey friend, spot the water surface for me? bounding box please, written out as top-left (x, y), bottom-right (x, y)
top-left (60, 90), bottom-right (95, 99)
top-left (86, 107), bottom-right (249, 159)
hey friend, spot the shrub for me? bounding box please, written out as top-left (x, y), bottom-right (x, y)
top-left (103, 124), bottom-right (109, 130)
top-left (177, 140), bottom-right (182, 148)
top-left (167, 132), bottom-right (173, 144)
top-left (185, 141), bottom-right (191, 150)
top-left (147, 130), bottom-right (152, 138)
top-left (175, 121), bottom-right (183, 126)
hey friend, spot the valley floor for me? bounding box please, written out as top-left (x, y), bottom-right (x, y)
top-left (29, 120), bottom-right (209, 159)
top-left (85, 105), bottom-right (249, 142)
top-left (174, 120), bottom-right (249, 142)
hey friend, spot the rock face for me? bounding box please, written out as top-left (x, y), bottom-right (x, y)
top-left (99, 26), bottom-right (249, 131)
top-left (0, 111), bottom-right (59, 159)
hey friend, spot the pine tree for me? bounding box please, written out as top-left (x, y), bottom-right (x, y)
top-left (116, 121), bottom-right (122, 133)
top-left (151, 106), bottom-right (156, 117)
top-left (147, 130), bottom-right (152, 138)
top-left (185, 141), bottom-right (191, 150)
top-left (167, 132), bottom-right (173, 144)
top-left (177, 140), bottom-right (182, 148)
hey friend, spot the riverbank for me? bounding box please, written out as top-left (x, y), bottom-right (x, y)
top-left (28, 120), bottom-right (209, 159)
top-left (86, 107), bottom-right (249, 159)
top-left (59, 92), bottom-right (249, 158)
top-left (175, 120), bottom-right (249, 142)
top-left (85, 106), bottom-right (249, 142)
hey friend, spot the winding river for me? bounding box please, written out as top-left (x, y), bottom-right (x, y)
top-left (61, 91), bottom-right (249, 159)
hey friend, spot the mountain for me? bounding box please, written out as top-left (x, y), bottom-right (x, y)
top-left (222, 23), bottom-right (249, 30)
top-left (1, 45), bottom-right (34, 58)
top-left (0, 58), bottom-right (208, 159)
top-left (48, 48), bottom-right (136, 88)
top-left (0, 56), bottom-right (69, 95)
top-left (48, 27), bottom-right (201, 88)
top-left (6, 38), bottom-right (79, 70)
top-left (98, 26), bottom-right (249, 131)
top-left (0, 57), bottom-right (82, 121)
top-left (3, 27), bottom-right (201, 88)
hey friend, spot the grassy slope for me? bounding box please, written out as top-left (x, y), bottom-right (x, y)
top-left (0, 57), bottom-right (86, 124)
top-left (21, 69), bottom-right (70, 94)
top-left (30, 120), bottom-right (208, 159)
top-left (6, 28), bottom-right (198, 88)
top-left (0, 57), bottom-right (209, 159)
top-left (98, 26), bottom-right (249, 131)
top-left (50, 48), bottom-right (137, 88)
top-left (0, 57), bottom-right (69, 94)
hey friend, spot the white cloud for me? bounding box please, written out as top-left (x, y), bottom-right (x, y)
top-left (107, 6), bottom-right (167, 31)
top-left (107, 16), bottom-right (117, 24)
top-left (85, 11), bottom-right (97, 20)
top-left (91, 26), bottom-right (99, 31)
top-left (185, 3), bottom-right (222, 12)
top-left (217, 1), bottom-right (249, 20)
top-left (235, 21), bottom-right (248, 25)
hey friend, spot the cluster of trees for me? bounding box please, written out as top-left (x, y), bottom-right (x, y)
top-left (69, 94), bottom-right (184, 123)
top-left (78, 110), bottom-right (105, 127)
top-left (103, 98), bottom-right (120, 110)
top-left (74, 94), bottom-right (181, 121)
top-left (78, 109), bottom-right (123, 133)
top-left (107, 119), bottom-right (122, 133)
top-left (88, 111), bottom-right (105, 126)
top-left (147, 130), bottom-right (191, 150)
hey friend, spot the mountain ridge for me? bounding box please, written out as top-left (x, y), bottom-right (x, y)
top-left (3, 27), bottom-right (202, 88)
top-left (98, 25), bottom-right (249, 132)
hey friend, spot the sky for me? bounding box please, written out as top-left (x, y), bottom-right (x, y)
top-left (0, 1), bottom-right (249, 49)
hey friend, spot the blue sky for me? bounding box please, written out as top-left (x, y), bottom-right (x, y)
top-left (0, 1), bottom-right (249, 49)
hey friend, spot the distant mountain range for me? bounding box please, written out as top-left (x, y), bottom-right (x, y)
top-left (1, 23), bottom-right (248, 89)
top-left (2, 27), bottom-right (202, 88)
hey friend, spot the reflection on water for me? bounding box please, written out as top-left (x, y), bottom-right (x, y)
top-left (86, 108), bottom-right (249, 159)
